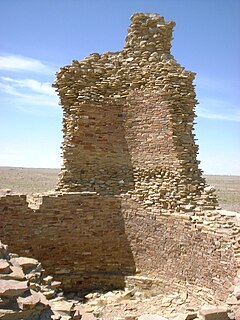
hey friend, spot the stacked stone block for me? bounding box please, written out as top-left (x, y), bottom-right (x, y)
top-left (0, 193), bottom-right (239, 301)
top-left (0, 241), bottom-right (63, 319)
top-left (1, 12), bottom-right (239, 306)
top-left (53, 13), bottom-right (217, 212)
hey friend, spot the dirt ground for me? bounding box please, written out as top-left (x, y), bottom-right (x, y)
top-left (0, 167), bottom-right (59, 194)
top-left (205, 174), bottom-right (240, 212)
top-left (0, 167), bottom-right (239, 212)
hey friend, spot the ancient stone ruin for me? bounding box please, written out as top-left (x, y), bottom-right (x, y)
top-left (0, 241), bottom-right (63, 319)
top-left (53, 13), bottom-right (217, 212)
top-left (0, 13), bottom-right (240, 319)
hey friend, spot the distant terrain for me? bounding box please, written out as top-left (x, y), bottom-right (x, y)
top-left (0, 167), bottom-right (239, 212)
top-left (203, 174), bottom-right (240, 212)
top-left (0, 167), bottom-right (59, 194)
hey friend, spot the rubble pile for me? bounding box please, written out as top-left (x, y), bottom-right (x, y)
top-left (79, 288), bottom-right (240, 319)
top-left (0, 241), bottom-right (74, 320)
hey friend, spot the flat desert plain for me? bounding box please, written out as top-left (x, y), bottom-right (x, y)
top-left (0, 167), bottom-right (239, 212)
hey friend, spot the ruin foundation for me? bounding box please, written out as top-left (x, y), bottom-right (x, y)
top-left (1, 13), bottom-right (239, 305)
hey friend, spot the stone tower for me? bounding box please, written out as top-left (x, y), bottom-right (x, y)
top-left (53, 13), bottom-right (217, 212)
top-left (2, 14), bottom-right (239, 301)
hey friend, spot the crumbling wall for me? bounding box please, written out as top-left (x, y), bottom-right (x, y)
top-left (0, 13), bottom-right (239, 303)
top-left (0, 193), bottom-right (239, 301)
top-left (53, 13), bottom-right (217, 212)
top-left (0, 193), bottom-right (135, 290)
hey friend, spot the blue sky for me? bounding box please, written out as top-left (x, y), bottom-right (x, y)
top-left (0, 0), bottom-right (239, 175)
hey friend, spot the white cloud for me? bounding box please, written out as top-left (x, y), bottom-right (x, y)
top-left (0, 55), bottom-right (54, 74)
top-left (197, 98), bottom-right (240, 122)
top-left (0, 55), bottom-right (59, 113)
top-left (195, 75), bottom-right (239, 95)
top-left (0, 76), bottom-right (58, 108)
top-left (195, 74), bottom-right (240, 122)
top-left (0, 77), bottom-right (55, 95)
top-left (197, 106), bottom-right (240, 122)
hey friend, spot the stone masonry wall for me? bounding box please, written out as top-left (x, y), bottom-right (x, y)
top-left (1, 13), bottom-right (239, 305)
top-left (53, 13), bottom-right (217, 212)
top-left (0, 193), bottom-right (239, 301)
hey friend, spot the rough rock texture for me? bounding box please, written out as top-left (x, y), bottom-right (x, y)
top-left (53, 13), bottom-right (217, 213)
top-left (1, 193), bottom-right (239, 302)
top-left (0, 241), bottom-right (64, 320)
top-left (0, 13), bottom-right (240, 319)
top-left (2, 243), bottom-right (238, 320)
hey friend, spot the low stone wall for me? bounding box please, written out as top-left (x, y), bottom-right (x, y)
top-left (124, 200), bottom-right (239, 301)
top-left (0, 193), bottom-right (135, 291)
top-left (1, 192), bottom-right (239, 301)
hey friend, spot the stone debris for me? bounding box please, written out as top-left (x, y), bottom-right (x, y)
top-left (199, 305), bottom-right (230, 320)
top-left (138, 315), bottom-right (168, 320)
top-left (0, 280), bottom-right (29, 297)
top-left (50, 297), bottom-right (75, 316)
top-left (0, 240), bottom-right (239, 319)
top-left (0, 11), bottom-right (240, 320)
top-left (0, 241), bottom-right (73, 320)
top-left (65, 287), bottom-right (239, 320)
top-left (170, 313), bottom-right (198, 320)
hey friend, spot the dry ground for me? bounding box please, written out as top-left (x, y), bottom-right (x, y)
top-left (0, 167), bottom-right (239, 212)
top-left (205, 174), bottom-right (240, 212)
top-left (0, 167), bottom-right (59, 194)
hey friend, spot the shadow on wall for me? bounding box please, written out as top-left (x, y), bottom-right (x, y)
top-left (0, 193), bottom-right (136, 291)
top-left (57, 103), bottom-right (135, 195)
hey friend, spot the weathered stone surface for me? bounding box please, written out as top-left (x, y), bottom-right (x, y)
top-left (0, 266), bottom-right (25, 280)
top-left (124, 316), bottom-right (137, 320)
top-left (171, 313), bottom-right (198, 320)
top-left (0, 280), bottom-right (29, 297)
top-left (0, 308), bottom-right (17, 320)
top-left (11, 257), bottom-right (40, 273)
top-left (17, 291), bottom-right (40, 310)
top-left (0, 260), bottom-right (10, 273)
top-left (0, 12), bottom-right (239, 310)
top-left (233, 307), bottom-right (240, 320)
top-left (17, 290), bottom-right (48, 310)
top-left (0, 245), bottom-right (61, 320)
top-left (80, 313), bottom-right (97, 320)
top-left (0, 241), bottom-right (8, 259)
top-left (233, 285), bottom-right (240, 300)
top-left (50, 298), bottom-right (74, 315)
top-left (199, 305), bottom-right (230, 320)
top-left (51, 281), bottom-right (62, 289)
top-left (204, 186), bottom-right (216, 194)
top-left (138, 315), bottom-right (168, 320)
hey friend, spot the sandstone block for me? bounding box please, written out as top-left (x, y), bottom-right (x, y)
top-left (11, 257), bottom-right (40, 273)
top-left (0, 280), bottom-right (29, 297)
top-left (138, 315), bottom-right (168, 320)
top-left (50, 298), bottom-right (74, 315)
top-left (199, 305), bottom-right (230, 320)
top-left (0, 260), bottom-right (10, 273)
top-left (8, 266), bottom-right (25, 280)
top-left (17, 289), bottom-right (48, 310)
